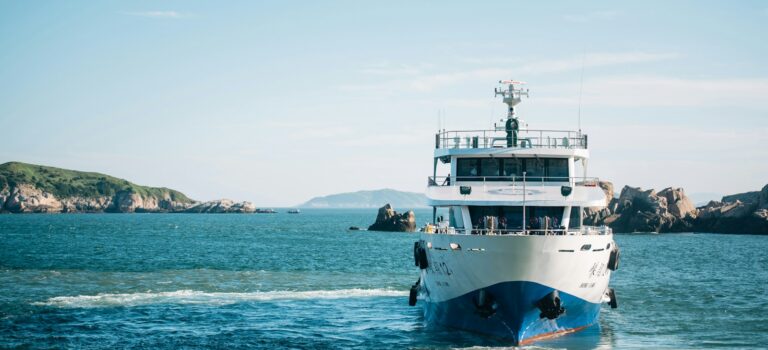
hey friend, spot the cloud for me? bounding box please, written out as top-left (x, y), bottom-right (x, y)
top-left (538, 75), bottom-right (768, 109)
top-left (359, 62), bottom-right (432, 76)
top-left (562, 10), bottom-right (620, 23)
top-left (123, 11), bottom-right (191, 19)
top-left (342, 52), bottom-right (679, 93)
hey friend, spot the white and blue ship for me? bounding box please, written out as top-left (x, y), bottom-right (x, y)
top-left (410, 80), bottom-right (620, 345)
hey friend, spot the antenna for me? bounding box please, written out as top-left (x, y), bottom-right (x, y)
top-left (494, 80), bottom-right (529, 120)
top-left (577, 51), bottom-right (586, 133)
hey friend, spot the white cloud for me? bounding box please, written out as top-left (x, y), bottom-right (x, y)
top-left (562, 10), bottom-right (620, 23)
top-left (343, 52), bottom-right (679, 93)
top-left (566, 76), bottom-right (768, 108)
top-left (359, 62), bottom-right (432, 76)
top-left (123, 11), bottom-right (190, 19)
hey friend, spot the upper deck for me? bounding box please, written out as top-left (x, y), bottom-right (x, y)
top-left (434, 128), bottom-right (588, 158)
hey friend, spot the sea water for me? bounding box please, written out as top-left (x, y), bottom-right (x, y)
top-left (1, 210), bottom-right (767, 349)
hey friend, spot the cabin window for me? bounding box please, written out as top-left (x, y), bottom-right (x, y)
top-left (547, 158), bottom-right (569, 181)
top-left (480, 159), bottom-right (501, 179)
top-left (502, 158), bottom-right (523, 179)
top-left (456, 157), bottom-right (569, 182)
top-left (525, 158), bottom-right (546, 181)
top-left (569, 206), bottom-right (582, 228)
top-left (456, 158), bottom-right (480, 180)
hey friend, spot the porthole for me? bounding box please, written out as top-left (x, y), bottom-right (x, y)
top-left (580, 244), bottom-right (592, 251)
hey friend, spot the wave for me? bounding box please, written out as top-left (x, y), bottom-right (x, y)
top-left (33, 288), bottom-right (407, 308)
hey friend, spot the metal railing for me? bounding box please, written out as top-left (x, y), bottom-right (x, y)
top-left (427, 176), bottom-right (600, 187)
top-left (435, 129), bottom-right (587, 150)
top-left (424, 226), bottom-right (611, 236)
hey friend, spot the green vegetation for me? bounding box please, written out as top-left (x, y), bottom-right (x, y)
top-left (0, 161), bottom-right (194, 203)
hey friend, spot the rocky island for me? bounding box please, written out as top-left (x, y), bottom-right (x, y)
top-left (0, 162), bottom-right (255, 213)
top-left (368, 204), bottom-right (417, 232)
top-left (585, 182), bottom-right (768, 234)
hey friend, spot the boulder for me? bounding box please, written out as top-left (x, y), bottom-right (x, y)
top-left (368, 203), bottom-right (416, 232)
top-left (658, 187), bottom-right (696, 218)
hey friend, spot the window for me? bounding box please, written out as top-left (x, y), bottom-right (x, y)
top-left (547, 158), bottom-right (569, 182)
top-left (569, 206), bottom-right (582, 228)
top-left (524, 158), bottom-right (545, 181)
top-left (456, 158), bottom-right (479, 180)
top-left (480, 159), bottom-right (501, 179)
top-left (502, 158), bottom-right (523, 179)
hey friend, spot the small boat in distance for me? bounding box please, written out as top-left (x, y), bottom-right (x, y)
top-left (288, 209), bottom-right (301, 214)
top-left (256, 208), bottom-right (277, 214)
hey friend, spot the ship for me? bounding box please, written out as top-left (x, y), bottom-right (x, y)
top-left (408, 80), bottom-right (620, 346)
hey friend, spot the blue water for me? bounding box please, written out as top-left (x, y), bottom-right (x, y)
top-left (1, 210), bottom-right (767, 349)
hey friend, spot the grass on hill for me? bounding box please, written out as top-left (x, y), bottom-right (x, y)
top-left (0, 161), bottom-right (194, 202)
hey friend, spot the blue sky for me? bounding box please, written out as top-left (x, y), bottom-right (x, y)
top-left (1, 1), bottom-right (766, 206)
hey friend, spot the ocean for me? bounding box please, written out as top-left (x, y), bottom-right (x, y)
top-left (1, 210), bottom-right (767, 349)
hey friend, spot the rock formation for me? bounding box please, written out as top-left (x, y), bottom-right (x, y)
top-left (584, 182), bottom-right (768, 234)
top-left (183, 199), bottom-right (256, 213)
top-left (368, 203), bottom-right (417, 232)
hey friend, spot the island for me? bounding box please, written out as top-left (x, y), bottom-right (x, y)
top-left (299, 189), bottom-right (427, 209)
top-left (0, 162), bottom-right (255, 213)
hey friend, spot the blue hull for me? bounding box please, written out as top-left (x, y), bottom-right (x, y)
top-left (423, 281), bottom-right (601, 345)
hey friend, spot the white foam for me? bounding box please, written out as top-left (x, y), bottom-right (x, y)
top-left (33, 288), bottom-right (407, 308)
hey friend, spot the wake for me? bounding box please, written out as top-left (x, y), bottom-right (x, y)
top-left (33, 288), bottom-right (407, 308)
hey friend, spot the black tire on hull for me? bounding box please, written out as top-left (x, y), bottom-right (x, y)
top-left (608, 288), bottom-right (618, 309)
top-left (409, 278), bottom-right (420, 306)
top-left (413, 241), bottom-right (420, 267)
top-left (417, 241), bottom-right (429, 269)
top-left (608, 245), bottom-right (620, 271)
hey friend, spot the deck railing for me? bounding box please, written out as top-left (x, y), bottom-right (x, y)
top-left (435, 129), bottom-right (587, 150)
top-left (424, 226), bottom-right (611, 236)
top-left (427, 176), bottom-right (600, 187)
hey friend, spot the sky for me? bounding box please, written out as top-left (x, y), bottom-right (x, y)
top-left (0, 1), bottom-right (766, 206)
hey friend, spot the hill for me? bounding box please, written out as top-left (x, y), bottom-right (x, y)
top-left (0, 162), bottom-right (252, 213)
top-left (0, 161), bottom-right (192, 203)
top-left (299, 189), bottom-right (427, 208)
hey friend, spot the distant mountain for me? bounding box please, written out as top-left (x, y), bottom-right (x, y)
top-left (299, 189), bottom-right (427, 208)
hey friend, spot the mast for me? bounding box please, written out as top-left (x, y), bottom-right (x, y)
top-left (494, 80), bottom-right (529, 147)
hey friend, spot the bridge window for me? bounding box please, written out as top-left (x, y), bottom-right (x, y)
top-left (456, 157), bottom-right (569, 182)
top-left (457, 158), bottom-right (480, 180)
top-left (480, 159), bottom-right (501, 178)
top-left (525, 158), bottom-right (545, 181)
top-left (548, 158), bottom-right (569, 181)
top-left (503, 158), bottom-right (523, 179)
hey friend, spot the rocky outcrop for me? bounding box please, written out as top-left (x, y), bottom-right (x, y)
top-left (689, 184), bottom-right (768, 234)
top-left (585, 183), bottom-right (768, 234)
top-left (368, 203), bottom-right (416, 232)
top-left (0, 184), bottom-right (254, 214)
top-left (183, 199), bottom-right (256, 213)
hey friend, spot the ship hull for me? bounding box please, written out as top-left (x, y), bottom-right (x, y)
top-left (418, 233), bottom-right (613, 345)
